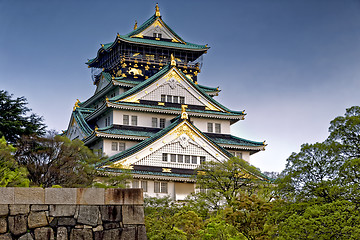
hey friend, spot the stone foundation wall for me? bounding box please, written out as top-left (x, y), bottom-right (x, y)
top-left (0, 188), bottom-right (146, 240)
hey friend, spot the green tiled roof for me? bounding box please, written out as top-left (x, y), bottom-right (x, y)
top-left (97, 117), bottom-right (182, 167)
top-left (125, 14), bottom-right (185, 44)
top-left (97, 125), bottom-right (156, 138)
top-left (73, 107), bottom-right (95, 136)
top-left (108, 64), bottom-right (244, 115)
top-left (101, 168), bottom-right (193, 179)
top-left (205, 133), bottom-right (264, 147)
top-left (197, 84), bottom-right (219, 92)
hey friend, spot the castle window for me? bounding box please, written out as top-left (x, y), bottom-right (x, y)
top-left (207, 123), bottom-right (213, 132)
top-left (105, 116), bottom-right (111, 127)
top-left (167, 95), bottom-right (172, 102)
top-left (179, 97), bottom-right (185, 104)
top-left (123, 115), bottom-right (129, 125)
top-left (173, 96), bottom-right (178, 103)
top-left (141, 181), bottom-right (148, 192)
top-left (111, 142), bottom-right (118, 151)
top-left (119, 142), bottom-right (125, 151)
top-left (200, 156), bottom-right (205, 164)
top-left (160, 118), bottom-right (165, 128)
top-left (171, 154), bottom-right (176, 162)
top-left (215, 123), bottom-right (221, 133)
top-left (178, 154), bottom-right (183, 163)
top-left (192, 156), bottom-right (197, 164)
top-left (154, 182), bottom-right (167, 193)
top-left (131, 115), bottom-right (138, 126)
top-left (152, 118), bottom-right (158, 128)
top-left (161, 95), bottom-right (166, 102)
top-left (185, 155), bottom-right (190, 163)
top-left (132, 180), bottom-right (139, 188)
top-left (162, 153), bottom-right (168, 162)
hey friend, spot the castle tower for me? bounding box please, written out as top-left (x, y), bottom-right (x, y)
top-left (64, 5), bottom-right (266, 199)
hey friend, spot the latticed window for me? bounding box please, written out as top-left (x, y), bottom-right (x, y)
top-left (160, 182), bottom-right (167, 193)
top-left (207, 123), bottom-right (213, 132)
top-left (185, 155), bottom-right (190, 163)
top-left (123, 115), bottom-right (129, 125)
top-left (161, 95), bottom-right (166, 102)
top-left (167, 95), bottom-right (172, 102)
top-left (152, 118), bottom-right (158, 128)
top-left (111, 142), bottom-right (118, 151)
top-left (141, 181), bottom-right (148, 192)
top-left (132, 180), bottom-right (139, 188)
top-left (192, 156), bottom-right (197, 164)
top-left (160, 118), bottom-right (165, 128)
top-left (178, 154), bottom-right (183, 163)
top-left (171, 154), bottom-right (176, 162)
top-left (215, 123), bottom-right (221, 133)
top-left (154, 182), bottom-right (160, 193)
top-left (162, 153), bottom-right (168, 162)
top-left (119, 142), bottom-right (125, 151)
top-left (179, 96), bottom-right (185, 104)
top-left (200, 156), bottom-right (205, 164)
top-left (131, 115), bottom-right (137, 126)
top-left (173, 96), bottom-right (178, 103)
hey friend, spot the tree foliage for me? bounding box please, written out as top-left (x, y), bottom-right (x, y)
top-left (270, 106), bottom-right (360, 239)
top-left (0, 90), bottom-right (45, 144)
top-left (0, 137), bottom-right (29, 187)
top-left (15, 133), bottom-right (100, 187)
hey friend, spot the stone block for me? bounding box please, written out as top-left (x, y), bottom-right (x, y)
top-left (56, 227), bottom-right (68, 240)
top-left (45, 188), bottom-right (76, 205)
top-left (137, 225), bottom-right (147, 240)
top-left (0, 188), bottom-right (14, 204)
top-left (58, 217), bottom-right (76, 226)
top-left (31, 205), bottom-right (48, 211)
top-left (77, 205), bottom-right (100, 226)
top-left (94, 229), bottom-right (122, 240)
top-left (34, 227), bottom-right (54, 240)
top-left (0, 233), bottom-right (12, 240)
top-left (49, 205), bottom-right (76, 217)
top-left (122, 205), bottom-right (145, 225)
top-left (93, 225), bottom-right (103, 232)
top-left (103, 222), bottom-right (119, 229)
top-left (70, 229), bottom-right (92, 240)
top-left (9, 215), bottom-right (27, 236)
top-left (76, 188), bottom-right (104, 205)
top-left (105, 188), bottom-right (143, 205)
top-left (120, 227), bottom-right (135, 240)
top-left (100, 205), bottom-right (121, 222)
top-left (18, 233), bottom-right (34, 240)
top-left (14, 188), bottom-right (44, 204)
top-left (9, 204), bottom-right (29, 215)
top-left (0, 205), bottom-right (8, 216)
top-left (0, 218), bottom-right (6, 234)
top-left (28, 211), bottom-right (48, 229)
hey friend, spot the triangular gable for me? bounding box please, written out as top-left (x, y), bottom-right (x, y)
top-left (94, 72), bottom-right (112, 94)
top-left (98, 119), bottom-right (232, 169)
top-left (65, 114), bottom-right (89, 140)
top-left (118, 66), bottom-right (224, 112)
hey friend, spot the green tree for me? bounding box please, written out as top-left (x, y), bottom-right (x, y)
top-left (195, 157), bottom-right (270, 207)
top-left (0, 90), bottom-right (45, 144)
top-left (15, 133), bottom-right (100, 187)
top-left (270, 106), bottom-right (360, 239)
top-left (0, 137), bottom-right (29, 187)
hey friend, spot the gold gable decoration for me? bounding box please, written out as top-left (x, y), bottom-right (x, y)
top-left (155, 3), bottom-right (160, 17)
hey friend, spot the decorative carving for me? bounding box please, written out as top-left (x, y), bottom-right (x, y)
top-left (181, 105), bottom-right (188, 119)
top-left (155, 3), bottom-right (161, 17)
top-left (162, 168), bottom-right (171, 173)
top-left (179, 134), bottom-right (190, 148)
top-left (128, 68), bottom-right (144, 76)
top-left (171, 124), bottom-right (196, 141)
top-left (170, 54), bottom-right (176, 66)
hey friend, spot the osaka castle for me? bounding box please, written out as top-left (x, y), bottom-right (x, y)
top-left (64, 4), bottom-right (266, 200)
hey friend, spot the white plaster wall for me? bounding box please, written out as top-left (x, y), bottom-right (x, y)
top-left (113, 110), bottom-right (173, 128)
top-left (96, 111), bottom-right (113, 129)
top-left (102, 139), bottom-right (139, 157)
top-left (192, 117), bottom-right (231, 134)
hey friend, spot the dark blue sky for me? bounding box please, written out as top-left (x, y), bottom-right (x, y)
top-left (1, 0), bottom-right (360, 172)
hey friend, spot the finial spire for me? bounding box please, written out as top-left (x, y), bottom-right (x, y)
top-left (134, 20), bottom-right (138, 30)
top-left (155, 3), bottom-right (160, 17)
top-left (170, 54), bottom-right (176, 66)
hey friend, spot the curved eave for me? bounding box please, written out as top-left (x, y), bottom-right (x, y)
top-left (220, 144), bottom-right (266, 152)
top-left (87, 36), bottom-right (209, 67)
top-left (85, 101), bottom-right (245, 123)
